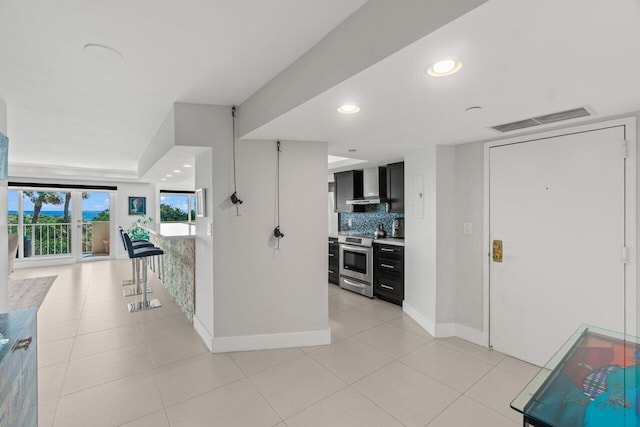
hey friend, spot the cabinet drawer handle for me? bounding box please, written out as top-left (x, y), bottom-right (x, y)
top-left (13, 337), bottom-right (32, 352)
top-left (380, 284), bottom-right (394, 290)
top-left (380, 248), bottom-right (395, 252)
top-left (380, 263), bottom-right (395, 269)
top-left (328, 253), bottom-right (334, 257)
top-left (328, 269), bottom-right (334, 274)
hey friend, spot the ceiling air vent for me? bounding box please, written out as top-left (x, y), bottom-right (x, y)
top-left (491, 107), bottom-right (591, 133)
top-left (492, 119), bottom-right (540, 133)
top-left (533, 107), bottom-right (590, 124)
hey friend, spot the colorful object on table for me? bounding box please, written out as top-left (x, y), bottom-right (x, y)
top-left (522, 329), bottom-right (640, 426)
top-left (584, 387), bottom-right (638, 427)
top-left (582, 364), bottom-right (621, 400)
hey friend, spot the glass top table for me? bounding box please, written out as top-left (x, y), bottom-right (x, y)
top-left (511, 325), bottom-right (640, 427)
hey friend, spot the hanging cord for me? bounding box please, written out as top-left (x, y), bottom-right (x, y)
top-left (230, 106), bottom-right (242, 215)
top-left (273, 141), bottom-right (284, 249)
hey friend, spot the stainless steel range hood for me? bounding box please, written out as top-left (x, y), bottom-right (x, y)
top-left (347, 167), bottom-right (387, 205)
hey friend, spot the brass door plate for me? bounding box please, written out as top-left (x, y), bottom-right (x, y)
top-left (493, 240), bottom-right (503, 263)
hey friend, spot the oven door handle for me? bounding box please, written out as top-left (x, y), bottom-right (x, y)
top-left (342, 278), bottom-right (367, 289)
top-left (341, 244), bottom-right (371, 253)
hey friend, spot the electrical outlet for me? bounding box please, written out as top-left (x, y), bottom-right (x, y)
top-left (348, 218), bottom-right (353, 227)
top-left (207, 222), bottom-right (213, 236)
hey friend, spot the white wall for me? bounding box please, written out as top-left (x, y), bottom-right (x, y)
top-left (114, 182), bottom-right (156, 258)
top-left (0, 99), bottom-right (6, 134)
top-left (454, 142), bottom-right (485, 332)
top-left (435, 146), bottom-right (456, 327)
top-left (172, 103), bottom-right (329, 352)
top-left (138, 107), bottom-right (175, 177)
top-left (194, 149), bottom-right (214, 339)
top-left (210, 139), bottom-right (329, 351)
top-left (0, 98), bottom-right (8, 312)
top-left (403, 145), bottom-right (438, 335)
top-left (174, 103), bottom-right (230, 148)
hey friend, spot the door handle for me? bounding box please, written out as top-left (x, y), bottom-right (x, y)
top-left (13, 337), bottom-right (32, 352)
top-left (380, 263), bottom-right (395, 269)
top-left (492, 240), bottom-right (503, 263)
top-left (342, 278), bottom-right (366, 289)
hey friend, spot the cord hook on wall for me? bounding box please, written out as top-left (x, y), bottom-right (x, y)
top-left (273, 140), bottom-right (284, 249)
top-left (229, 106), bottom-right (243, 216)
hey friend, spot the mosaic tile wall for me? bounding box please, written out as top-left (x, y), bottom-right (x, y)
top-left (151, 235), bottom-right (195, 322)
top-left (339, 203), bottom-right (404, 238)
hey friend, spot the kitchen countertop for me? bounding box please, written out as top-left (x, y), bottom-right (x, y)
top-left (144, 223), bottom-right (196, 239)
top-left (372, 238), bottom-right (405, 246)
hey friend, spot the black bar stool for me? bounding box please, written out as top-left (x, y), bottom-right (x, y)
top-left (118, 226), bottom-right (153, 291)
top-left (122, 232), bottom-right (163, 312)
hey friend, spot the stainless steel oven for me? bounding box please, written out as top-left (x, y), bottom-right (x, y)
top-left (338, 235), bottom-right (373, 298)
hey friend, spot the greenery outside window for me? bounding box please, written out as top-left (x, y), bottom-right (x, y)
top-left (160, 192), bottom-right (195, 223)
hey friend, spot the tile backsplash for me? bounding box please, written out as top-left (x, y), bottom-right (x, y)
top-left (339, 204), bottom-right (404, 238)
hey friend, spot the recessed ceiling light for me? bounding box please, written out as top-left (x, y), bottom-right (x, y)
top-left (348, 149), bottom-right (357, 152)
top-left (166, 174), bottom-right (173, 178)
top-left (427, 58), bottom-right (462, 77)
top-left (173, 169), bottom-right (181, 173)
top-left (161, 178), bottom-right (166, 181)
top-left (337, 104), bottom-right (360, 114)
top-left (83, 43), bottom-right (123, 61)
top-left (183, 164), bottom-right (192, 168)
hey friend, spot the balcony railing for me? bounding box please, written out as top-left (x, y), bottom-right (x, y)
top-left (8, 222), bottom-right (95, 257)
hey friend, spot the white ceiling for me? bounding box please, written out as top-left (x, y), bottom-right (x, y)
top-left (245, 0), bottom-right (640, 167)
top-left (3, 0), bottom-right (640, 180)
top-left (0, 0), bottom-right (367, 174)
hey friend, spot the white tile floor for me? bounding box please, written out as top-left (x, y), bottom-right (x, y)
top-left (16, 259), bottom-right (539, 427)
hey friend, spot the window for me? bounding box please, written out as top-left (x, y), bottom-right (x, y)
top-left (160, 193), bottom-right (195, 223)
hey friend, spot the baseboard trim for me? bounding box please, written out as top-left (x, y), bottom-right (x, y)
top-left (455, 323), bottom-right (487, 347)
top-left (402, 302), bottom-right (436, 337)
top-left (401, 303), bottom-right (486, 347)
top-left (210, 328), bottom-right (331, 353)
top-left (193, 315), bottom-right (214, 352)
top-left (436, 322), bottom-right (456, 337)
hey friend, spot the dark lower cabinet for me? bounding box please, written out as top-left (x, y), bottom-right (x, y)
top-left (374, 243), bottom-right (404, 305)
top-left (328, 238), bottom-right (339, 285)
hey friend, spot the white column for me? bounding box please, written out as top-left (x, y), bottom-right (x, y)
top-left (0, 98), bottom-right (8, 312)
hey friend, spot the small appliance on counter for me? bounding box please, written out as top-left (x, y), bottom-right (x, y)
top-left (392, 218), bottom-right (404, 238)
top-left (374, 223), bottom-right (386, 239)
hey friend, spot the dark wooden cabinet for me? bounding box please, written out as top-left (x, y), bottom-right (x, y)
top-left (328, 238), bottom-right (339, 285)
top-left (387, 162), bottom-right (404, 213)
top-left (334, 170), bottom-right (365, 213)
top-left (373, 243), bottom-right (404, 305)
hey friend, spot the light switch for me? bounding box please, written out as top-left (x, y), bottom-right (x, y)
top-left (207, 222), bottom-right (213, 236)
top-left (463, 222), bottom-right (472, 234)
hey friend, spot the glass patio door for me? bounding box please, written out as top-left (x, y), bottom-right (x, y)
top-left (71, 191), bottom-right (112, 261)
top-left (8, 188), bottom-right (113, 262)
top-left (8, 189), bottom-right (74, 259)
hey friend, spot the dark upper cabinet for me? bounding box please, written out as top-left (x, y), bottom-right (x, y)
top-left (334, 170), bottom-right (365, 213)
top-left (387, 162), bottom-right (404, 213)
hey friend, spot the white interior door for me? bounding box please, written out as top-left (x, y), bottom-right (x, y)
top-left (489, 125), bottom-right (631, 366)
